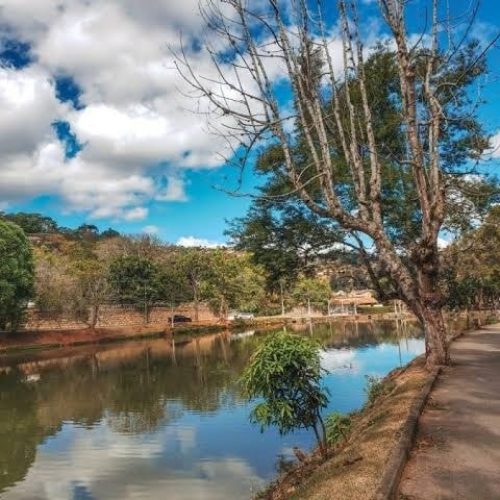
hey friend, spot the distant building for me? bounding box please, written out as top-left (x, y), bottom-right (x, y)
top-left (329, 289), bottom-right (379, 314)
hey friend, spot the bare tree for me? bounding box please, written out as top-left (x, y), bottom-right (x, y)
top-left (176, 0), bottom-right (497, 368)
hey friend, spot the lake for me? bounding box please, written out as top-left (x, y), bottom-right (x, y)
top-left (0, 321), bottom-right (424, 500)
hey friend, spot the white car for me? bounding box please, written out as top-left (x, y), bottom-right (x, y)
top-left (228, 312), bottom-right (255, 320)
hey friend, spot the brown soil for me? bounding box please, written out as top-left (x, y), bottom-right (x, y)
top-left (262, 358), bottom-right (431, 500)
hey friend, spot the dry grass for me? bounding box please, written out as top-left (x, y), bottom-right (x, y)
top-left (261, 357), bottom-right (429, 500)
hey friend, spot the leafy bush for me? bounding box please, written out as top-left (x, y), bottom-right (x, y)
top-left (325, 412), bottom-right (352, 445)
top-left (364, 375), bottom-right (390, 405)
top-left (242, 332), bottom-right (330, 458)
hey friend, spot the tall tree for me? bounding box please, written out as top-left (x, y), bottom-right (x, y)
top-left (202, 250), bottom-right (266, 319)
top-left (109, 255), bottom-right (163, 322)
top-left (178, 0), bottom-right (498, 367)
top-left (292, 276), bottom-right (332, 316)
top-left (443, 206), bottom-right (500, 310)
top-left (0, 221), bottom-right (34, 331)
top-left (178, 248), bottom-right (212, 321)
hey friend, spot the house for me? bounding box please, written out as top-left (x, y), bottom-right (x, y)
top-left (329, 289), bottom-right (379, 314)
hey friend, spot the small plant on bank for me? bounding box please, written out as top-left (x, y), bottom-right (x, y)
top-left (241, 332), bottom-right (330, 459)
top-left (325, 412), bottom-right (352, 445)
top-left (364, 375), bottom-right (395, 406)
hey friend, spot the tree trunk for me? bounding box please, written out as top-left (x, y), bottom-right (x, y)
top-left (418, 304), bottom-right (449, 369)
top-left (90, 304), bottom-right (99, 329)
top-left (193, 288), bottom-right (199, 322)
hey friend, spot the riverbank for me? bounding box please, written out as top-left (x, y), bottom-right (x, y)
top-left (259, 356), bottom-right (431, 500)
top-left (0, 313), bottom-right (410, 353)
top-left (260, 313), bottom-right (498, 500)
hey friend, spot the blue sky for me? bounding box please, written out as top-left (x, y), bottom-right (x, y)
top-left (0, 0), bottom-right (498, 246)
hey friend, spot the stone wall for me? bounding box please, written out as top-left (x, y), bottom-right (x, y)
top-left (23, 303), bottom-right (218, 331)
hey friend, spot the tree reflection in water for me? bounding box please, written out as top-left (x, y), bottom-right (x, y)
top-left (0, 321), bottom-right (423, 497)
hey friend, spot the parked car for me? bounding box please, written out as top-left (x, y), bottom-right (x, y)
top-left (228, 312), bottom-right (255, 320)
top-left (169, 315), bottom-right (192, 324)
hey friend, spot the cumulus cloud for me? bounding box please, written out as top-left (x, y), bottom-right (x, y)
top-left (176, 236), bottom-right (223, 248)
top-left (0, 0), bottom-right (258, 220)
top-left (489, 131), bottom-right (500, 158)
top-left (0, 0), bottom-right (393, 221)
top-left (142, 225), bottom-right (160, 235)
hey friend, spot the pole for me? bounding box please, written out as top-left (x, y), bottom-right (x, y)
top-left (280, 281), bottom-right (285, 317)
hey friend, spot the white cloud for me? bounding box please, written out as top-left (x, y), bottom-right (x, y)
top-left (0, 66), bottom-right (63, 156)
top-left (142, 225), bottom-right (160, 235)
top-left (320, 349), bottom-right (360, 373)
top-left (1, 422), bottom-right (265, 500)
top-left (0, 0), bottom-right (251, 220)
top-left (0, 0), bottom-right (395, 221)
top-left (176, 236), bottom-right (223, 248)
top-left (489, 131), bottom-right (500, 158)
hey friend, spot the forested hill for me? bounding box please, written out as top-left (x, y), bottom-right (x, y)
top-left (0, 211), bottom-right (121, 241)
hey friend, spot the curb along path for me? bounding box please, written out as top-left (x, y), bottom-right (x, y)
top-left (398, 323), bottom-right (500, 499)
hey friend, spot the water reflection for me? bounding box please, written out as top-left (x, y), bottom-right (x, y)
top-left (0, 321), bottom-right (424, 499)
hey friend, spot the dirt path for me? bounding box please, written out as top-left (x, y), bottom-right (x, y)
top-left (399, 323), bottom-right (500, 500)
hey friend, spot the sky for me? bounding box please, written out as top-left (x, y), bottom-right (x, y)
top-left (0, 0), bottom-right (498, 246)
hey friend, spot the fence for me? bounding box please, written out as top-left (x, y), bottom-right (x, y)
top-left (22, 303), bottom-right (218, 331)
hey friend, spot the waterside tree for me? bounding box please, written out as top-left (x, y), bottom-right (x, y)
top-left (242, 332), bottom-right (329, 459)
top-left (0, 221), bottom-right (34, 331)
top-left (177, 0), bottom-right (499, 367)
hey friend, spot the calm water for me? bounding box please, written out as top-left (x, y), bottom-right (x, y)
top-left (0, 321), bottom-right (424, 500)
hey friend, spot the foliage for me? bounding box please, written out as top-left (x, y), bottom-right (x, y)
top-left (0, 212), bottom-right (58, 234)
top-left (202, 250), bottom-right (266, 319)
top-left (291, 276), bottom-right (331, 312)
top-left (325, 412), bottom-right (352, 445)
top-left (241, 332), bottom-right (329, 458)
top-left (108, 255), bottom-right (163, 310)
top-left (227, 204), bottom-right (341, 292)
top-left (177, 248), bottom-right (212, 320)
top-left (70, 258), bottom-right (111, 326)
top-left (33, 249), bottom-right (73, 318)
top-left (184, 0), bottom-right (499, 366)
top-left (0, 221), bottom-right (34, 331)
top-left (443, 206), bottom-right (500, 310)
top-left (364, 375), bottom-right (395, 406)
top-left (158, 251), bottom-right (192, 308)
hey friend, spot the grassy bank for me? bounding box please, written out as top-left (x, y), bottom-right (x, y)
top-left (259, 357), bottom-right (430, 500)
top-left (258, 310), bottom-right (499, 500)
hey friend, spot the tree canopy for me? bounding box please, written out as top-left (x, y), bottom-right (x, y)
top-left (0, 221), bottom-right (34, 331)
top-left (181, 0), bottom-right (500, 366)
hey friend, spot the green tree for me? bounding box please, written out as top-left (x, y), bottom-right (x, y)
top-left (181, 1), bottom-right (498, 367)
top-left (227, 204), bottom-right (341, 293)
top-left (177, 248), bottom-right (212, 321)
top-left (242, 332), bottom-right (329, 459)
top-left (157, 251), bottom-right (192, 324)
top-left (71, 258), bottom-right (111, 327)
top-left (109, 255), bottom-right (163, 322)
top-left (0, 221), bottom-right (34, 331)
top-left (202, 251), bottom-right (266, 319)
top-left (443, 206), bottom-right (500, 310)
top-left (292, 276), bottom-right (331, 316)
top-left (0, 212), bottom-right (58, 234)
